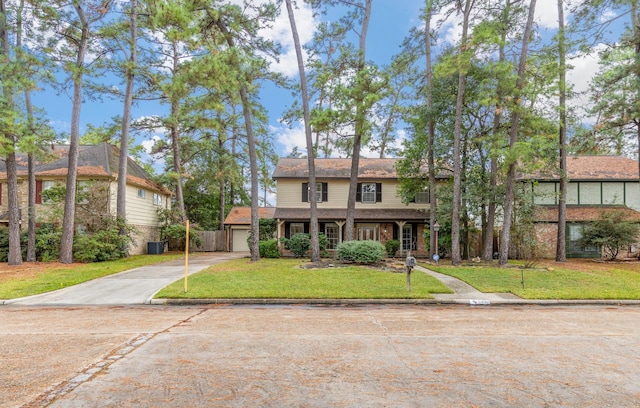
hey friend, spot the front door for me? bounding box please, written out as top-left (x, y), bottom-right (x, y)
top-left (358, 224), bottom-right (378, 241)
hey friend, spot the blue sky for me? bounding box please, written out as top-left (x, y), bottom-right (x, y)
top-left (30, 0), bottom-right (620, 167)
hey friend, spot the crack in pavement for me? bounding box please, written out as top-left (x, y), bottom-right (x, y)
top-left (23, 308), bottom-right (209, 408)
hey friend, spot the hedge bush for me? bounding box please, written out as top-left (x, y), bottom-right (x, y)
top-left (336, 240), bottom-right (385, 263)
top-left (384, 239), bottom-right (400, 257)
top-left (281, 233), bottom-right (330, 258)
top-left (259, 239), bottom-right (280, 258)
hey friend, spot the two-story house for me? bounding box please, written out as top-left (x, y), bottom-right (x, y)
top-left (0, 143), bottom-right (172, 255)
top-left (527, 155), bottom-right (640, 258)
top-left (271, 158), bottom-right (435, 256)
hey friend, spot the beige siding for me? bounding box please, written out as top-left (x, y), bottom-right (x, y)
top-left (579, 182), bottom-right (601, 205)
top-left (276, 179), bottom-right (426, 209)
top-left (602, 182), bottom-right (625, 205)
top-left (125, 185), bottom-right (169, 226)
top-left (533, 182), bottom-right (556, 205)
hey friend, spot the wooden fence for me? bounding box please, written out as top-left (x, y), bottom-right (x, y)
top-left (194, 230), bottom-right (226, 252)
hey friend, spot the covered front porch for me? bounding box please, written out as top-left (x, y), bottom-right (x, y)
top-left (273, 208), bottom-right (430, 257)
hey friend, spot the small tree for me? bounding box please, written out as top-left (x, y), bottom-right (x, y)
top-left (580, 211), bottom-right (640, 260)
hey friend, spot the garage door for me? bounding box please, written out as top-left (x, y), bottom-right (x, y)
top-left (232, 228), bottom-right (250, 252)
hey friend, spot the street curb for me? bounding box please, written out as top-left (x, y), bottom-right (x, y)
top-left (150, 298), bottom-right (640, 306)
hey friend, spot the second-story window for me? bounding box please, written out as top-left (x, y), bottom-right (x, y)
top-left (137, 188), bottom-right (146, 199)
top-left (153, 193), bottom-right (163, 206)
top-left (361, 183), bottom-right (377, 203)
top-left (302, 182), bottom-right (328, 203)
top-left (356, 183), bottom-right (382, 203)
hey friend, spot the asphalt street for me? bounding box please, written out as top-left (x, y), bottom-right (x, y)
top-left (2, 304), bottom-right (640, 408)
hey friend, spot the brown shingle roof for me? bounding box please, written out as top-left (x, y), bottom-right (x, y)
top-left (272, 158), bottom-right (401, 179)
top-left (272, 158), bottom-right (449, 180)
top-left (272, 208), bottom-right (428, 221)
top-left (525, 156), bottom-right (639, 181)
top-left (224, 207), bottom-right (276, 225)
top-left (0, 143), bottom-right (170, 194)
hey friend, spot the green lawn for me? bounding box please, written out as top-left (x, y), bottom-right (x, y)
top-left (0, 253), bottom-right (185, 299)
top-left (156, 258), bottom-right (453, 299)
top-left (426, 262), bottom-right (640, 299)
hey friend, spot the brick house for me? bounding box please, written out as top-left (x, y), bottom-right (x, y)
top-left (526, 155), bottom-right (640, 258)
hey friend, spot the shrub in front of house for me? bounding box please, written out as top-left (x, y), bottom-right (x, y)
top-left (73, 227), bottom-right (128, 263)
top-left (336, 240), bottom-right (385, 263)
top-left (281, 232), bottom-right (330, 258)
top-left (259, 239), bottom-right (280, 258)
top-left (384, 239), bottom-right (400, 257)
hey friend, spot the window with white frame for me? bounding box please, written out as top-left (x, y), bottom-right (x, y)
top-left (324, 223), bottom-right (339, 249)
top-left (290, 223), bottom-right (304, 236)
top-left (361, 183), bottom-right (376, 203)
top-left (402, 224), bottom-right (413, 252)
top-left (137, 188), bottom-right (146, 199)
top-left (153, 193), bottom-right (163, 206)
top-left (315, 182), bottom-right (323, 203)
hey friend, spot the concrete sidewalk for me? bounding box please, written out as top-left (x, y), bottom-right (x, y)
top-left (4, 252), bottom-right (246, 306)
top-left (417, 265), bottom-right (523, 303)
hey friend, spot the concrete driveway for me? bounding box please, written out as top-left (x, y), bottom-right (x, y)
top-left (6, 252), bottom-right (246, 306)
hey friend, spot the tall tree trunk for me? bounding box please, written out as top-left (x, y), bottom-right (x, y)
top-left (482, 0), bottom-right (510, 261)
top-left (170, 42), bottom-right (186, 221)
top-left (117, 0), bottom-right (138, 255)
top-left (215, 20), bottom-right (260, 261)
top-left (556, 0), bottom-right (567, 262)
top-left (16, 0), bottom-right (36, 262)
top-left (60, 4), bottom-right (92, 264)
top-left (1, 0), bottom-right (23, 265)
top-left (345, 0), bottom-right (372, 242)
top-left (451, 0), bottom-right (473, 265)
top-left (498, 0), bottom-right (537, 266)
top-left (218, 135), bottom-right (225, 231)
top-left (425, 0), bottom-right (438, 259)
top-left (286, 0), bottom-right (320, 261)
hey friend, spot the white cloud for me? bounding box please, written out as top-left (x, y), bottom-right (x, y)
top-left (272, 121), bottom-right (308, 156)
top-left (262, 2), bottom-right (316, 77)
top-left (535, 0), bottom-right (561, 29)
top-left (566, 44), bottom-right (607, 122)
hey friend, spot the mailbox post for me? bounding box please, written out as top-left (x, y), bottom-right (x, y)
top-left (405, 253), bottom-right (416, 291)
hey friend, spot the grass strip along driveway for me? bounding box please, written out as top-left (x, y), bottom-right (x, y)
top-left (0, 253), bottom-right (184, 300)
top-left (428, 261), bottom-right (640, 300)
top-left (156, 258), bottom-right (452, 300)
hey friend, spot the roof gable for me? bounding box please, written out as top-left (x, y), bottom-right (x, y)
top-left (224, 207), bottom-right (276, 225)
top-left (0, 143), bottom-right (170, 194)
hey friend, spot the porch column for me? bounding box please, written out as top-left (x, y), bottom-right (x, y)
top-left (336, 220), bottom-right (346, 245)
top-left (277, 219), bottom-right (285, 253)
top-left (395, 221), bottom-right (406, 256)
